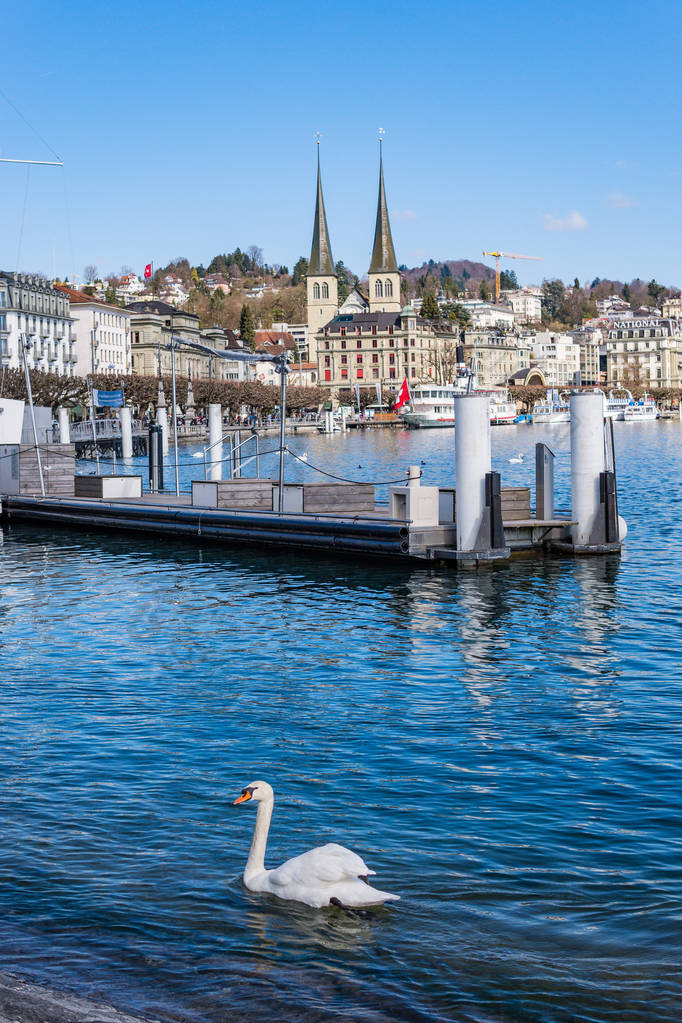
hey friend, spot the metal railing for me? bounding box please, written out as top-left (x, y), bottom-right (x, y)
top-left (201, 429), bottom-right (261, 480)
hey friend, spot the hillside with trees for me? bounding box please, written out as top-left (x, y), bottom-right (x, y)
top-left (93, 248), bottom-right (681, 336)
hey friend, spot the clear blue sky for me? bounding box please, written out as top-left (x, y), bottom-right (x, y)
top-left (2, 0), bottom-right (681, 288)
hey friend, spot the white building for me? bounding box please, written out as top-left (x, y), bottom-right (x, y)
top-left (116, 273), bottom-right (145, 303)
top-left (459, 300), bottom-right (515, 329)
top-left (0, 272), bottom-right (76, 375)
top-left (57, 287), bottom-right (131, 376)
top-left (568, 325), bottom-right (603, 385)
top-left (158, 273), bottom-right (189, 307)
top-left (500, 288), bottom-right (542, 323)
top-left (531, 331), bottom-right (581, 387)
top-left (605, 316), bottom-right (682, 387)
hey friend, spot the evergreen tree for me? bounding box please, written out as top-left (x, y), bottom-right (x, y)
top-left (499, 269), bottom-right (519, 290)
top-left (421, 291), bottom-right (440, 319)
top-left (292, 256), bottom-right (309, 286)
top-left (622, 283), bottom-right (632, 303)
top-left (239, 304), bottom-right (255, 348)
top-left (479, 280), bottom-right (491, 302)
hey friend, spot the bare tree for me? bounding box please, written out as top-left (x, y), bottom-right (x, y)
top-left (83, 264), bottom-right (98, 283)
top-left (247, 245), bottom-right (263, 270)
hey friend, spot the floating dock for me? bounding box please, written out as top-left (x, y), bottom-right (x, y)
top-left (0, 392), bottom-right (625, 567)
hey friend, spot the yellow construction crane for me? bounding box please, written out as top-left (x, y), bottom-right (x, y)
top-left (482, 251), bottom-right (542, 303)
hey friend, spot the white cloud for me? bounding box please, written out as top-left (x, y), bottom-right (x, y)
top-left (606, 191), bottom-right (640, 208)
top-left (543, 210), bottom-right (588, 231)
top-left (391, 209), bottom-right (417, 222)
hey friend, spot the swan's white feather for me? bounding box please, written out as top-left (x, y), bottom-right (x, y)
top-left (246, 843), bottom-right (398, 908)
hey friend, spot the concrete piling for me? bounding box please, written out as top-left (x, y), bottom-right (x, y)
top-left (208, 404), bottom-right (223, 482)
top-left (119, 407), bottom-right (133, 459)
top-left (454, 394), bottom-right (491, 553)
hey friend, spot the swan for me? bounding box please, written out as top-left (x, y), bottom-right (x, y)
top-left (233, 780), bottom-right (399, 909)
top-left (508, 452), bottom-right (525, 464)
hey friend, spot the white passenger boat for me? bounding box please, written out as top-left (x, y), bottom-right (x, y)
top-left (623, 394), bottom-right (658, 421)
top-left (604, 388), bottom-right (634, 421)
top-left (531, 389), bottom-right (570, 424)
top-left (400, 383), bottom-right (517, 428)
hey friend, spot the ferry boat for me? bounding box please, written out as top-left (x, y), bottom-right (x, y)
top-left (604, 387), bottom-right (634, 421)
top-left (399, 383), bottom-right (517, 428)
top-left (531, 389), bottom-right (570, 424)
top-left (623, 394), bottom-right (658, 422)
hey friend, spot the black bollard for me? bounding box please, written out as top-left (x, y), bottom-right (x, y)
top-left (148, 425), bottom-right (160, 492)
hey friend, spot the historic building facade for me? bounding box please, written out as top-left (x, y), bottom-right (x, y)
top-left (308, 149), bottom-right (459, 392)
top-left (0, 272), bottom-right (76, 374)
top-left (605, 316), bottom-right (682, 388)
top-left (56, 286), bottom-right (131, 377)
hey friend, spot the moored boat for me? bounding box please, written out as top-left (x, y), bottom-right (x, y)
top-left (623, 394), bottom-right (658, 422)
top-left (531, 389), bottom-right (570, 424)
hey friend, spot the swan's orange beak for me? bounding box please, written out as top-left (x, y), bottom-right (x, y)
top-left (233, 790), bottom-right (252, 805)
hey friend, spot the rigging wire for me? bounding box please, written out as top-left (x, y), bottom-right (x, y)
top-left (0, 85), bottom-right (62, 161)
top-left (15, 165), bottom-right (31, 270)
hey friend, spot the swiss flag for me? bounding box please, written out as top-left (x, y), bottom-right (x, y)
top-left (143, 263), bottom-right (152, 279)
top-left (393, 377), bottom-right (410, 411)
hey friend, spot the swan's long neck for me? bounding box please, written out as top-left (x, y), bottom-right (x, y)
top-left (244, 797), bottom-right (273, 881)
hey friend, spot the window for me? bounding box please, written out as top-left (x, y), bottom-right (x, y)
top-left (357, 368), bottom-right (363, 378)
top-left (341, 339), bottom-right (346, 349)
top-left (324, 356), bottom-right (330, 367)
top-left (313, 283), bottom-right (320, 299)
top-left (341, 369), bottom-right (348, 379)
top-left (375, 280), bottom-right (383, 297)
top-left (372, 339), bottom-right (378, 348)
top-left (385, 279), bottom-right (393, 297)
top-left (356, 354), bottom-right (363, 363)
top-left (389, 369), bottom-right (396, 379)
top-left (340, 327), bottom-right (346, 337)
top-left (372, 368), bottom-right (379, 378)
top-left (389, 339), bottom-right (395, 347)
top-left (341, 355), bottom-right (347, 364)
top-left (356, 339), bottom-right (362, 349)
top-left (372, 326), bottom-right (377, 336)
top-left (389, 354), bottom-right (395, 364)
top-left (324, 340), bottom-right (330, 350)
top-left (325, 370), bottom-right (331, 382)
top-left (372, 354), bottom-right (378, 363)
top-left (321, 282), bottom-right (329, 299)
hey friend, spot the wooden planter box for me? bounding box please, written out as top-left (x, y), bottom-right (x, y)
top-left (438, 486), bottom-right (531, 524)
top-left (192, 479), bottom-right (275, 510)
top-left (74, 475), bottom-right (143, 499)
top-left (273, 482), bottom-right (375, 515)
top-left (0, 444), bottom-right (75, 497)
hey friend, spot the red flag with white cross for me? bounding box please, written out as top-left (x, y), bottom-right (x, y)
top-left (393, 377), bottom-right (410, 411)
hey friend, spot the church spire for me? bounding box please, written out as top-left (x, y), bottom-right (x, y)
top-left (369, 136), bottom-right (398, 274)
top-left (309, 141), bottom-right (335, 276)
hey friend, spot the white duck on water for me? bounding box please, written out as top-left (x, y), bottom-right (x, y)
top-left (233, 781), bottom-right (399, 909)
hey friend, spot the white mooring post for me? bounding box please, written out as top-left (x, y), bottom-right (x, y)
top-left (208, 403), bottom-right (223, 481)
top-left (120, 406), bottom-right (133, 459)
top-left (57, 407), bottom-right (70, 445)
top-left (156, 404), bottom-right (169, 456)
top-left (408, 464), bottom-right (421, 488)
top-left (570, 391), bottom-right (606, 547)
top-left (454, 394), bottom-right (491, 552)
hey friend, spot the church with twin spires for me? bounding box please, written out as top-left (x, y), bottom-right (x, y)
top-left (306, 145), bottom-right (451, 393)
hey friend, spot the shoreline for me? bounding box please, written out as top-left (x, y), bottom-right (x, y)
top-left (0, 971), bottom-right (157, 1023)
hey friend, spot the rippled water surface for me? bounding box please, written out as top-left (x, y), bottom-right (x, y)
top-left (0, 423), bottom-right (681, 1022)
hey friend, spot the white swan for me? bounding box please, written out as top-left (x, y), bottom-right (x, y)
top-left (508, 452), bottom-right (525, 464)
top-left (233, 780), bottom-right (399, 909)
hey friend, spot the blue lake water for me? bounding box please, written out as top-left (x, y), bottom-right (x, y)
top-left (0, 422), bottom-right (681, 1022)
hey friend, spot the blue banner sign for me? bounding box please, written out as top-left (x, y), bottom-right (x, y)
top-left (94, 388), bottom-right (123, 408)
